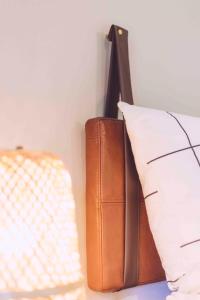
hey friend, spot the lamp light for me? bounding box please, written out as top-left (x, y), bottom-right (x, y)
top-left (0, 149), bottom-right (83, 300)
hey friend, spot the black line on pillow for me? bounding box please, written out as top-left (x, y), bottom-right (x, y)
top-left (147, 144), bottom-right (200, 164)
top-left (167, 273), bottom-right (186, 283)
top-left (166, 112), bottom-right (200, 167)
top-left (144, 190), bottom-right (158, 200)
top-left (180, 238), bottom-right (200, 248)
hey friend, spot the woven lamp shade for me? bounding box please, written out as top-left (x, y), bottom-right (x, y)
top-left (0, 150), bottom-right (83, 300)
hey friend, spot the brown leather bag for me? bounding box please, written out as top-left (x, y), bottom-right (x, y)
top-left (85, 25), bottom-right (165, 292)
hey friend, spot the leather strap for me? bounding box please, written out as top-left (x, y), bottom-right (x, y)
top-left (104, 25), bottom-right (139, 287)
top-left (123, 125), bottom-right (139, 287)
top-left (104, 25), bottom-right (133, 118)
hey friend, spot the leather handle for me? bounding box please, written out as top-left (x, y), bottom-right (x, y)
top-left (104, 25), bottom-right (133, 118)
top-left (104, 25), bottom-right (138, 287)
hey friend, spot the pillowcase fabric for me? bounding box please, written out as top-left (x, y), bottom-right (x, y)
top-left (118, 101), bottom-right (200, 300)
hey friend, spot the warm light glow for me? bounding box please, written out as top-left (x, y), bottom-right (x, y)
top-left (0, 150), bottom-right (83, 300)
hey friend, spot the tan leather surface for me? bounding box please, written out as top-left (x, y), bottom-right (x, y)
top-left (86, 118), bottom-right (125, 291)
top-left (86, 118), bottom-right (165, 292)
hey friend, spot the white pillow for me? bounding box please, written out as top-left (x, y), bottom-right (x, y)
top-left (118, 101), bottom-right (200, 300)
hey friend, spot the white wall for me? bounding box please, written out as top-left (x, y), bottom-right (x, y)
top-left (0, 1), bottom-right (200, 299)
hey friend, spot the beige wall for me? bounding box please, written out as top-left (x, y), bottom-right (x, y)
top-left (0, 1), bottom-right (200, 299)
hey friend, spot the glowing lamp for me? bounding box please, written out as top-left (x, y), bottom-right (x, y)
top-left (0, 150), bottom-right (83, 300)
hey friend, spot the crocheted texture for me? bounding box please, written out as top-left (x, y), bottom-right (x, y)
top-left (0, 151), bottom-right (82, 300)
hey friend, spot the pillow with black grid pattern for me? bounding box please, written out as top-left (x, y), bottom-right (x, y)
top-left (118, 101), bottom-right (200, 300)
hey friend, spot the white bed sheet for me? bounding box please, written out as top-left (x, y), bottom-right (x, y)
top-left (115, 281), bottom-right (170, 300)
top-left (87, 281), bottom-right (170, 300)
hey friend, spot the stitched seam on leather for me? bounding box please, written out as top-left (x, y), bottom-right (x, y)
top-left (99, 120), bottom-right (103, 290)
top-left (100, 202), bottom-right (125, 204)
top-left (96, 203), bottom-right (125, 209)
top-left (101, 199), bottom-right (125, 202)
top-left (87, 117), bottom-right (123, 123)
top-left (96, 120), bottom-right (102, 291)
top-left (87, 137), bottom-right (100, 140)
top-left (123, 123), bottom-right (134, 287)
